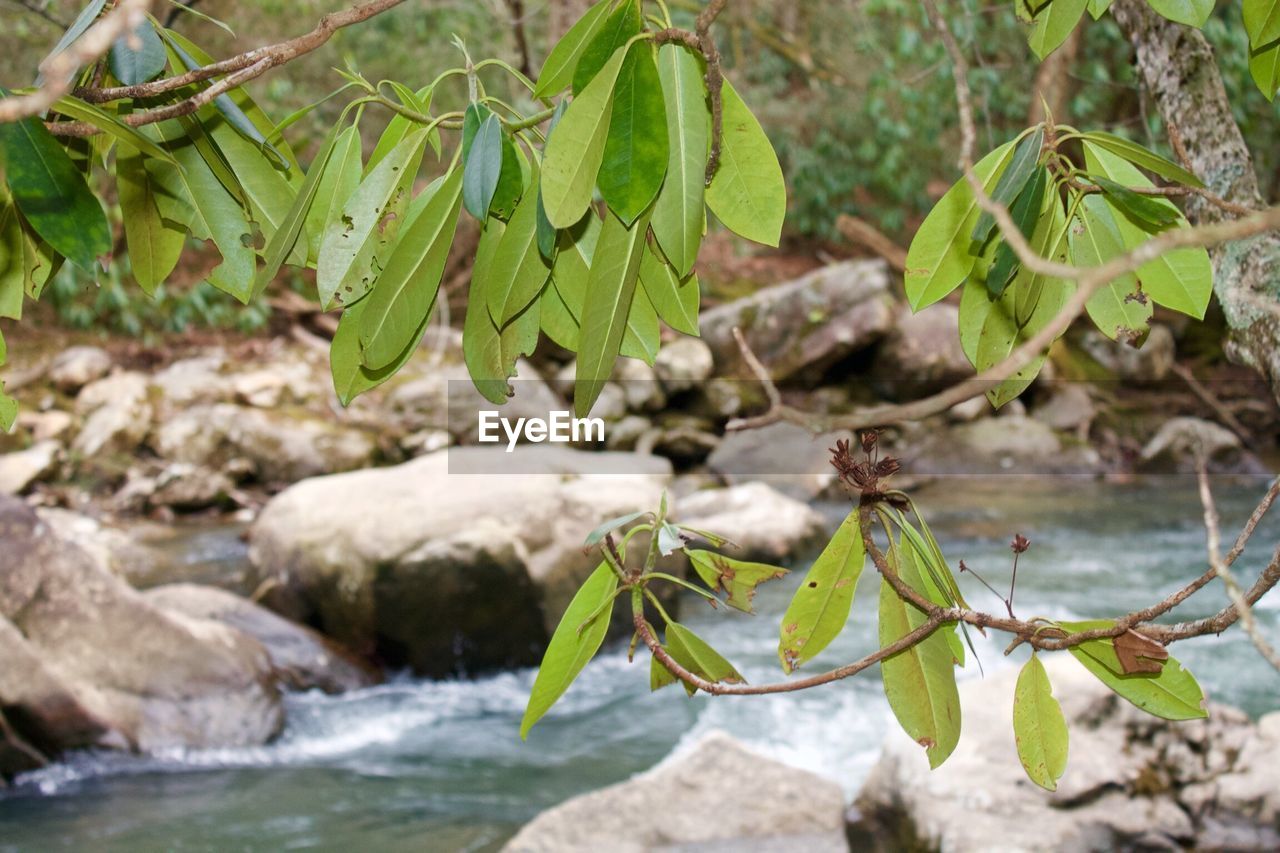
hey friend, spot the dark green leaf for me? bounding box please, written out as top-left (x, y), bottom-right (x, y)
top-left (110, 19), bottom-right (166, 85)
top-left (778, 510), bottom-right (866, 673)
top-left (535, 0), bottom-right (614, 98)
top-left (1089, 176), bottom-right (1180, 231)
top-left (1078, 131), bottom-right (1204, 188)
top-left (652, 43), bottom-right (708, 278)
top-left (972, 126), bottom-right (1043, 246)
top-left (463, 114), bottom-right (504, 220)
top-left (651, 621), bottom-right (744, 695)
top-left (572, 0), bottom-right (641, 95)
top-left (986, 166), bottom-right (1048, 298)
top-left (599, 42), bottom-right (668, 225)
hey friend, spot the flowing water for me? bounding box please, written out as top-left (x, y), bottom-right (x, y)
top-left (1, 478), bottom-right (1277, 852)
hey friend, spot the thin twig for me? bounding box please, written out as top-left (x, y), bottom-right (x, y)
top-left (1171, 362), bottom-right (1252, 442)
top-left (4, 0), bottom-right (67, 28)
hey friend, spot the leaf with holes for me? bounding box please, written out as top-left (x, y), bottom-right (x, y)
top-left (778, 510), bottom-right (866, 673)
top-left (1069, 195), bottom-right (1152, 344)
top-left (687, 549), bottom-right (788, 613)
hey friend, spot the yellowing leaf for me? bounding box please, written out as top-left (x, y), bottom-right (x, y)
top-left (777, 510), bottom-right (866, 673)
top-left (1013, 654), bottom-right (1069, 791)
top-left (1059, 620), bottom-right (1207, 721)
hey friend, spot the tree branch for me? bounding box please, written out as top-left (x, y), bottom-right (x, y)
top-left (4, 0), bottom-right (68, 28)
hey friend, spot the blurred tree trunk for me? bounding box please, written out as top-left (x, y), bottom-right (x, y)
top-left (1028, 28), bottom-right (1080, 126)
top-left (548, 0), bottom-right (592, 43)
top-left (1113, 0), bottom-right (1280, 403)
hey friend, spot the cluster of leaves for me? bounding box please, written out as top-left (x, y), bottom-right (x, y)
top-left (1020, 0), bottom-right (1280, 100)
top-left (523, 443), bottom-right (1209, 794)
top-left (905, 121), bottom-right (1213, 407)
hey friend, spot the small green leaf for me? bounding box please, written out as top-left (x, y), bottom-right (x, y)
top-left (878, 545), bottom-right (961, 769)
top-left (464, 114), bottom-right (504, 220)
top-left (463, 218), bottom-right (513, 403)
top-left (1145, 0), bottom-right (1214, 27)
top-left (1077, 131), bottom-right (1204, 188)
top-left (521, 562), bottom-right (618, 738)
top-left (1069, 195), bottom-right (1152, 344)
top-left (599, 42), bottom-right (668, 225)
top-left (705, 78), bottom-right (787, 248)
top-left (116, 142), bottom-right (184, 294)
top-left (572, 0), bottom-right (641, 95)
top-left (1028, 0), bottom-right (1088, 60)
top-left (1059, 620), bottom-right (1208, 721)
top-left (651, 621), bottom-right (744, 695)
top-left (972, 127), bottom-right (1044, 246)
top-left (330, 294), bottom-right (431, 405)
top-left (51, 97), bottom-right (176, 164)
top-left (638, 242), bottom-right (700, 336)
top-left (486, 183), bottom-right (554, 326)
top-left (574, 207), bottom-right (652, 417)
top-left (37, 0), bottom-right (108, 83)
top-left (778, 510), bottom-right (866, 673)
top-left (1086, 0), bottom-right (1113, 18)
top-left (687, 549), bottom-right (788, 613)
top-left (110, 18), bottom-right (167, 85)
top-left (535, 0), bottom-right (614, 98)
top-left (652, 43), bottom-right (708, 278)
top-left (1013, 654), bottom-right (1069, 792)
top-left (358, 165), bottom-right (464, 369)
top-left (1245, 0), bottom-right (1280, 47)
top-left (0, 106), bottom-right (110, 273)
top-left (620, 280), bottom-right (660, 365)
top-left (584, 510), bottom-right (648, 549)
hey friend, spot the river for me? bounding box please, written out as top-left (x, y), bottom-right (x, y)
top-left (1, 477), bottom-right (1276, 852)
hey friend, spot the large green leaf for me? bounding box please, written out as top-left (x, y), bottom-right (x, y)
top-left (638, 242), bottom-right (699, 336)
top-left (1069, 195), bottom-right (1152, 343)
top-left (1251, 41), bottom-right (1280, 101)
top-left (650, 621), bottom-right (744, 695)
top-left (317, 128), bottom-right (427, 309)
top-left (541, 213), bottom-right (601, 349)
top-left (330, 294), bottom-right (428, 405)
top-left (116, 143), bottom-right (184, 294)
top-left (304, 123), bottom-right (363, 260)
top-left (778, 510), bottom-right (866, 673)
top-left (0, 109), bottom-right (110, 273)
top-left (572, 0), bottom-right (641, 95)
top-left (620, 278), bottom-right (660, 365)
top-left (1145, 0), bottom-right (1214, 26)
top-left (599, 42), bottom-right (668, 225)
top-left (705, 79), bottom-right (786, 248)
top-left (1082, 143), bottom-right (1212, 319)
top-left (145, 120), bottom-right (256, 301)
top-left (687, 550), bottom-right (787, 613)
top-left (541, 45), bottom-right (629, 228)
top-left (1077, 131), bottom-right (1204, 188)
top-left (1245, 0), bottom-right (1280, 47)
top-left (573, 207), bottom-right (652, 417)
top-left (651, 43), bottom-right (708, 278)
top-left (487, 182), bottom-right (554, 326)
top-left (521, 562), bottom-right (618, 738)
top-left (972, 127), bottom-right (1044, 246)
top-left (1013, 654), bottom-right (1069, 792)
top-left (1028, 0), bottom-right (1088, 60)
top-left (904, 140), bottom-right (1017, 311)
top-left (878, 546), bottom-right (961, 769)
top-left (1059, 620), bottom-right (1207, 720)
top-left (110, 18), bottom-right (167, 85)
top-left (464, 218), bottom-right (513, 403)
top-left (359, 166), bottom-right (464, 369)
top-left (535, 0), bottom-right (614, 98)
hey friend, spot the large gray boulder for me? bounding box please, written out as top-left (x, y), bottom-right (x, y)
top-left (504, 731), bottom-right (848, 852)
top-left (853, 655), bottom-right (1280, 851)
top-left (677, 482), bottom-right (826, 563)
top-left (870, 303), bottom-right (973, 400)
top-left (908, 414), bottom-right (1101, 477)
top-left (700, 260), bottom-right (893, 382)
top-left (0, 497), bottom-right (283, 778)
top-left (247, 446), bottom-right (672, 677)
top-left (706, 421), bottom-right (844, 501)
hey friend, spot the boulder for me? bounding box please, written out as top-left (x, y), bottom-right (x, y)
top-left (706, 421), bottom-right (844, 501)
top-left (35, 507), bottom-right (167, 583)
top-left (853, 655), bottom-right (1280, 852)
top-left (909, 415), bottom-right (1101, 476)
top-left (700, 260), bottom-right (893, 382)
top-left (144, 584), bottom-right (378, 693)
top-left (149, 403), bottom-right (377, 484)
top-left (653, 337), bottom-right (715, 393)
top-left (504, 731), bottom-right (848, 853)
top-left (389, 360), bottom-right (564, 442)
top-left (47, 346), bottom-right (111, 392)
top-left (149, 462), bottom-right (237, 510)
top-left (246, 446), bottom-right (671, 676)
top-left (72, 372), bottom-right (153, 458)
top-left (676, 482), bottom-right (826, 563)
top-left (0, 497), bottom-right (283, 778)
top-left (1031, 383), bottom-right (1096, 435)
top-left (0, 441), bottom-right (60, 495)
top-left (1139, 416), bottom-right (1254, 473)
top-left (1079, 324), bottom-right (1176, 382)
top-left (870, 303), bottom-right (972, 399)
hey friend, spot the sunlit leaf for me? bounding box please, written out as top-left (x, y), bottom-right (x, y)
top-left (1069, 195), bottom-right (1152, 344)
top-left (534, 0), bottom-right (613, 98)
top-left (1145, 0), bottom-right (1214, 27)
top-left (463, 218), bottom-right (512, 403)
top-left (651, 621), bottom-right (744, 695)
top-left (1013, 654), bottom-right (1069, 791)
top-left (638, 242), bottom-right (699, 337)
top-left (1058, 620), bottom-right (1207, 721)
top-left (572, 0), bottom-right (641, 95)
top-left (1077, 131), bottom-right (1204, 188)
top-left (687, 549), bottom-right (788, 613)
top-left (1028, 0), bottom-right (1087, 60)
top-left (486, 182), bottom-right (554, 326)
top-left (778, 510), bottom-right (866, 673)
top-left (705, 79), bottom-right (786, 248)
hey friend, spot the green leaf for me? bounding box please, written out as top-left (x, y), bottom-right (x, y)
top-left (651, 621), bottom-right (744, 695)
top-left (1059, 620), bottom-right (1207, 721)
top-left (0, 328), bottom-right (15, 431)
top-left (50, 97), bottom-right (176, 164)
top-left (534, 0), bottom-right (614, 98)
top-left (1088, 176), bottom-right (1181, 231)
top-left (541, 44), bottom-right (629, 229)
top-left (110, 18), bottom-right (166, 85)
top-left (599, 42), bottom-right (668, 225)
top-left (638, 242), bottom-right (700, 336)
top-left (0, 195), bottom-right (24, 320)
top-left (540, 212), bottom-right (601, 349)
top-left (464, 114), bottom-right (504, 220)
top-left (463, 218), bottom-right (513, 403)
top-left (116, 143), bottom-right (184, 294)
top-left (1077, 131), bottom-right (1204, 188)
top-left (878, 546), bottom-right (961, 769)
top-left (358, 166), bottom-right (463, 369)
top-left (985, 166), bottom-right (1048, 298)
top-left (620, 280), bottom-right (660, 365)
top-left (331, 291), bottom-right (432, 405)
top-left (651, 44), bottom-right (708, 278)
top-left (304, 123), bottom-right (363, 260)
top-left (368, 84), bottom-right (438, 172)
top-left (1251, 40), bottom-right (1280, 100)
top-left (687, 549), bottom-right (787, 613)
top-left (317, 128), bottom-right (427, 310)
top-left (972, 127), bottom-right (1044, 246)
top-left (1070, 195), bottom-right (1152, 344)
top-left (1245, 0), bottom-right (1280, 47)
top-left (487, 182), bottom-right (554, 326)
top-left (1082, 143), bottom-right (1212, 320)
top-left (37, 0), bottom-right (108, 83)
top-left (0, 108), bottom-right (110, 273)
top-left (1028, 0), bottom-right (1088, 60)
top-left (1145, 0), bottom-right (1214, 26)
top-left (904, 139), bottom-right (1018, 311)
top-left (705, 79), bottom-right (787, 248)
top-left (583, 510), bottom-right (648, 549)
top-left (1013, 654), bottom-right (1069, 792)
top-left (521, 562), bottom-right (618, 738)
top-left (778, 510), bottom-right (866, 673)
top-left (535, 102), bottom-right (570, 262)
top-left (572, 0), bottom-right (641, 95)
top-left (573, 207), bottom-right (652, 417)
top-left (1086, 0), bottom-right (1113, 18)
